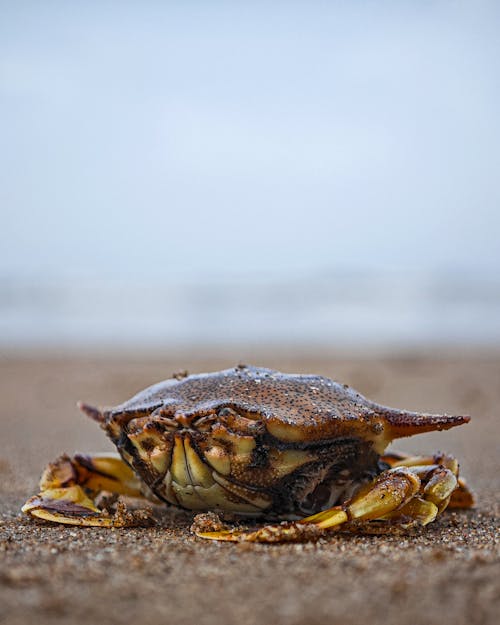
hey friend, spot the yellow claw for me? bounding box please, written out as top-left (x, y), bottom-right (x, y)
top-left (22, 485), bottom-right (121, 527)
top-left (22, 453), bottom-right (152, 527)
top-left (40, 453), bottom-right (142, 497)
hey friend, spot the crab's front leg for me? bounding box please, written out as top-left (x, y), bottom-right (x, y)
top-left (22, 453), bottom-right (148, 527)
top-left (380, 451), bottom-right (475, 509)
top-left (197, 458), bottom-right (464, 542)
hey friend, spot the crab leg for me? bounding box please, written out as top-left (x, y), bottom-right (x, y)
top-left (196, 462), bottom-right (460, 542)
top-left (197, 467), bottom-right (420, 541)
top-left (380, 451), bottom-right (474, 508)
top-left (22, 453), bottom-right (145, 527)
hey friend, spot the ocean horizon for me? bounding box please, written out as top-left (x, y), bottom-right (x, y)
top-left (2, 268), bottom-right (499, 349)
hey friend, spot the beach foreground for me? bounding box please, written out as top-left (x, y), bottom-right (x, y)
top-left (1, 351), bottom-right (498, 625)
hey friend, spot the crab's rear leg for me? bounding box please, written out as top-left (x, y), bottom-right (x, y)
top-left (22, 453), bottom-right (146, 527)
top-left (197, 462), bottom-right (460, 542)
top-left (380, 451), bottom-right (474, 508)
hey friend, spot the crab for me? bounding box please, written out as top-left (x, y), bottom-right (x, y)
top-left (22, 365), bottom-right (474, 542)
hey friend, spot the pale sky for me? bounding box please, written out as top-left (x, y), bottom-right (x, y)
top-left (1, 1), bottom-right (500, 285)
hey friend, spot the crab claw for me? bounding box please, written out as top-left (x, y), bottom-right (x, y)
top-left (22, 453), bottom-right (146, 527)
top-left (22, 485), bottom-right (121, 527)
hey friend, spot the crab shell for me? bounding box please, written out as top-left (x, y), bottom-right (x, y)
top-left (81, 366), bottom-right (469, 518)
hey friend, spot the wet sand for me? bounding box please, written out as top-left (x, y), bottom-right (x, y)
top-left (1, 350), bottom-right (498, 625)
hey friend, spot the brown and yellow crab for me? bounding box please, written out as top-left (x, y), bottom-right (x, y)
top-left (22, 365), bottom-right (473, 542)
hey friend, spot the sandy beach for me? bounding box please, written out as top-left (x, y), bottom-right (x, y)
top-left (1, 350), bottom-right (498, 625)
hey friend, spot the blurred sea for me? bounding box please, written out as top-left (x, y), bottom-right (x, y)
top-left (1, 270), bottom-right (499, 349)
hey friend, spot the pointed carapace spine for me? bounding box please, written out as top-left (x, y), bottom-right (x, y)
top-left (77, 401), bottom-right (106, 424)
top-left (377, 406), bottom-right (471, 440)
